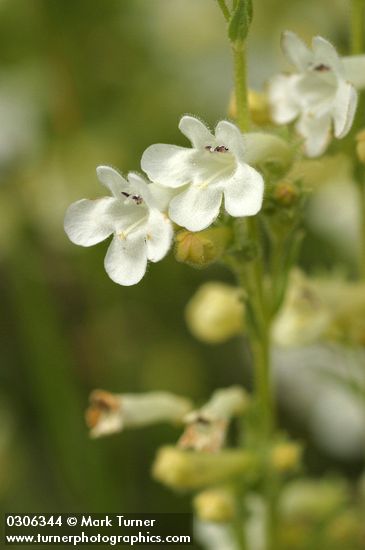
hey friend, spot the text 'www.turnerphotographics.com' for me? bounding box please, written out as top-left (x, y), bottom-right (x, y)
top-left (4, 514), bottom-right (193, 546)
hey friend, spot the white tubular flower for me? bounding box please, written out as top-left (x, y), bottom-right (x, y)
top-left (86, 390), bottom-right (193, 438)
top-left (269, 31), bottom-right (365, 157)
top-left (64, 166), bottom-right (173, 286)
top-left (178, 386), bottom-right (249, 452)
top-left (141, 115), bottom-right (266, 232)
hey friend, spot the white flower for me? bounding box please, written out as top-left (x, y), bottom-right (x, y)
top-left (86, 390), bottom-right (192, 438)
top-left (178, 386), bottom-right (249, 452)
top-left (141, 115), bottom-right (265, 232)
top-left (269, 31), bottom-right (365, 157)
top-left (64, 166), bottom-right (173, 286)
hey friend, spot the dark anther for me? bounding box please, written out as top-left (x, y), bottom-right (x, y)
top-left (314, 64), bottom-right (330, 72)
top-left (204, 145), bottom-right (229, 153)
top-left (121, 191), bottom-right (143, 205)
top-left (195, 415), bottom-right (211, 426)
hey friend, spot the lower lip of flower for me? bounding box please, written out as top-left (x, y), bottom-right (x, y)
top-left (117, 215), bottom-right (148, 240)
top-left (196, 164), bottom-right (234, 190)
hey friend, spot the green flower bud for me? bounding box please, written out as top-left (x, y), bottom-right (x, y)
top-left (175, 227), bottom-right (232, 268)
top-left (270, 442), bottom-right (302, 473)
top-left (152, 446), bottom-right (255, 490)
top-left (356, 129), bottom-right (365, 164)
top-left (194, 488), bottom-right (236, 523)
top-left (273, 181), bottom-right (299, 207)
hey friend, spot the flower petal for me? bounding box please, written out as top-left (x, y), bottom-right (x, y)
top-left (243, 132), bottom-right (292, 167)
top-left (269, 74), bottom-right (300, 124)
top-left (343, 55), bottom-right (365, 89)
top-left (96, 165), bottom-right (128, 197)
top-left (223, 163), bottom-right (264, 217)
top-left (312, 36), bottom-right (343, 75)
top-left (281, 31), bottom-right (312, 70)
top-left (104, 234), bottom-right (148, 286)
top-left (146, 209), bottom-right (173, 262)
top-left (333, 80), bottom-right (357, 138)
top-left (179, 116), bottom-right (213, 148)
top-left (149, 183), bottom-right (180, 212)
top-left (126, 172), bottom-right (155, 208)
top-left (141, 144), bottom-right (195, 188)
top-left (296, 112), bottom-right (332, 157)
top-left (215, 120), bottom-right (245, 158)
top-left (64, 197), bottom-right (117, 246)
top-left (169, 186), bottom-right (222, 231)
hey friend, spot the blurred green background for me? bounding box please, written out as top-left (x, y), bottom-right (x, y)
top-left (0, 0), bottom-right (361, 543)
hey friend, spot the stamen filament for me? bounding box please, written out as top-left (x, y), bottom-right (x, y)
top-left (118, 215), bottom-right (148, 240)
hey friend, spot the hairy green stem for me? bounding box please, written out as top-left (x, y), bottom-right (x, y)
top-left (233, 492), bottom-right (249, 550)
top-left (230, 25), bottom-right (278, 550)
top-left (232, 45), bottom-right (250, 132)
top-left (351, 0), bottom-right (365, 54)
top-left (217, 0), bottom-right (230, 21)
top-left (351, 0), bottom-right (365, 277)
top-left (245, 217), bottom-right (274, 436)
top-left (360, 176), bottom-right (365, 277)
top-left (231, 40), bottom-right (274, 435)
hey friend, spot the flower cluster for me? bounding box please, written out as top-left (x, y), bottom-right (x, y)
top-left (64, 31), bottom-right (365, 287)
top-left (64, 116), bottom-right (289, 285)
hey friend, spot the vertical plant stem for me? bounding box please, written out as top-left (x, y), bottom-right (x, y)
top-left (232, 35), bottom-right (277, 550)
top-left (360, 175), bottom-right (365, 277)
top-left (231, 496), bottom-right (247, 550)
top-left (246, 218), bottom-right (274, 437)
top-left (233, 45), bottom-right (250, 132)
top-left (351, 0), bottom-right (365, 54)
top-left (232, 43), bottom-right (274, 436)
top-left (351, 0), bottom-right (365, 277)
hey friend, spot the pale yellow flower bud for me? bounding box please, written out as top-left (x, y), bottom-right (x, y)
top-left (194, 488), bottom-right (236, 523)
top-left (311, 277), bottom-right (365, 345)
top-left (248, 90), bottom-right (272, 125)
top-left (270, 442), bottom-right (302, 473)
top-left (272, 269), bottom-right (331, 347)
top-left (185, 282), bottom-right (244, 344)
top-left (356, 129), bottom-right (365, 164)
top-left (280, 479), bottom-right (348, 520)
top-left (152, 446), bottom-right (255, 490)
top-left (86, 390), bottom-right (192, 438)
top-left (175, 227), bottom-right (232, 268)
top-left (229, 89), bottom-right (271, 126)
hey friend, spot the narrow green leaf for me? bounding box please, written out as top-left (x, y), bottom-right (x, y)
top-left (228, 0), bottom-right (253, 45)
